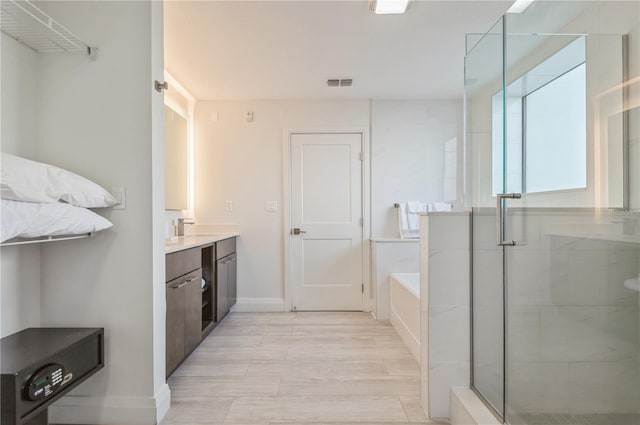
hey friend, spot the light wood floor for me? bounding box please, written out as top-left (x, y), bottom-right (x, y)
top-left (161, 312), bottom-right (445, 425)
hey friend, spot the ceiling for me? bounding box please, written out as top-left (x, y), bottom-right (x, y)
top-left (164, 0), bottom-right (512, 100)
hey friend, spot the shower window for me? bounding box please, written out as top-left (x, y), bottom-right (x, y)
top-left (524, 62), bottom-right (586, 193)
top-left (492, 36), bottom-right (587, 196)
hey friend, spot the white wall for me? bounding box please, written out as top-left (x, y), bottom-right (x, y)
top-left (371, 100), bottom-right (462, 239)
top-left (0, 34), bottom-right (42, 337)
top-left (194, 100), bottom-right (370, 309)
top-left (194, 99), bottom-right (463, 310)
top-left (17, 2), bottom-right (168, 423)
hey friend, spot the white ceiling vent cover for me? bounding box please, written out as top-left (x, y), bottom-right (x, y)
top-left (327, 78), bottom-right (353, 87)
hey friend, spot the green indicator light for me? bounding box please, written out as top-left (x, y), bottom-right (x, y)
top-left (35, 377), bottom-right (48, 387)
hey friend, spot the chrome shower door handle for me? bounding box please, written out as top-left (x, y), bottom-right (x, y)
top-left (496, 193), bottom-right (521, 246)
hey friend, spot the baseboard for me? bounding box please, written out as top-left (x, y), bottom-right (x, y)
top-left (49, 383), bottom-right (171, 425)
top-left (155, 383), bottom-right (172, 423)
top-left (230, 297), bottom-right (285, 312)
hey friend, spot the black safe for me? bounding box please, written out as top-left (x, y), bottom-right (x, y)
top-left (1, 328), bottom-right (104, 425)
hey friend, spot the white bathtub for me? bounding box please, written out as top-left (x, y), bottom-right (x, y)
top-left (389, 272), bottom-right (420, 363)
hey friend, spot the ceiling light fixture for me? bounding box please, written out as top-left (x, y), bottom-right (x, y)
top-left (507, 0), bottom-right (534, 14)
top-left (369, 0), bottom-right (410, 15)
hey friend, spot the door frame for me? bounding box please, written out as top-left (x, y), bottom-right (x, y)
top-left (282, 128), bottom-right (371, 312)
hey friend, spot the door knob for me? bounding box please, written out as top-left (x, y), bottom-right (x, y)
top-left (290, 228), bottom-right (307, 235)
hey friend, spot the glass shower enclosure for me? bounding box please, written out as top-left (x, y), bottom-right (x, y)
top-left (466, 2), bottom-right (640, 424)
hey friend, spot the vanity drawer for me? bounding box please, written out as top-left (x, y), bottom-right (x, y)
top-left (166, 247), bottom-right (201, 282)
top-left (216, 237), bottom-right (236, 260)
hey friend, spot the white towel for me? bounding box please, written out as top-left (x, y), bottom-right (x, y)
top-left (407, 201), bottom-right (429, 214)
top-left (397, 202), bottom-right (411, 238)
top-left (397, 201), bottom-right (427, 239)
top-left (430, 202), bottom-right (452, 212)
top-left (406, 202), bottom-right (428, 231)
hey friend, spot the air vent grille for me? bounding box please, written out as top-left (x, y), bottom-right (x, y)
top-left (327, 78), bottom-right (353, 87)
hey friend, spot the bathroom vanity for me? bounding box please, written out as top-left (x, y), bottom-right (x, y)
top-left (165, 234), bottom-right (238, 377)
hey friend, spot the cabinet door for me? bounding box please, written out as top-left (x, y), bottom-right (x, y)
top-left (184, 269), bottom-right (203, 356)
top-left (166, 278), bottom-right (185, 376)
top-left (228, 254), bottom-right (237, 309)
top-left (216, 258), bottom-right (229, 321)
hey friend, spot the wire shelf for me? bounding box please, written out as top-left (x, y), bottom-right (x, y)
top-left (0, 233), bottom-right (93, 247)
top-left (0, 0), bottom-right (94, 55)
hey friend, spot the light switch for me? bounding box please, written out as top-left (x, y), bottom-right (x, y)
top-left (266, 201), bottom-right (278, 212)
top-left (111, 187), bottom-right (126, 210)
top-left (225, 200), bottom-right (233, 211)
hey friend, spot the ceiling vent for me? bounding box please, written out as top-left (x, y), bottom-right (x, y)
top-left (327, 79), bottom-right (353, 87)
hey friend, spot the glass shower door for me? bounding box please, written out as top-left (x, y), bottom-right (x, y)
top-left (466, 16), bottom-right (506, 418)
top-left (468, 3), bottom-right (640, 424)
top-left (503, 6), bottom-right (640, 424)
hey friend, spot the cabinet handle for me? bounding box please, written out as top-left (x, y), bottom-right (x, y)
top-left (174, 275), bottom-right (197, 289)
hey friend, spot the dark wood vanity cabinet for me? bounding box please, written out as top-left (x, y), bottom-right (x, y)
top-left (165, 248), bottom-right (202, 377)
top-left (216, 237), bottom-right (237, 322)
top-left (166, 236), bottom-right (237, 377)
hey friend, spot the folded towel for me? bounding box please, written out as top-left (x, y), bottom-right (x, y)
top-left (397, 202), bottom-right (411, 238)
top-left (430, 202), bottom-right (452, 212)
top-left (406, 201), bottom-right (427, 231)
top-left (396, 201), bottom-right (425, 239)
top-left (396, 201), bottom-right (453, 239)
top-left (407, 201), bottom-right (428, 214)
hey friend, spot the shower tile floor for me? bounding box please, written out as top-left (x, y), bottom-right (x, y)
top-left (519, 413), bottom-right (640, 425)
top-left (162, 312), bottom-right (446, 425)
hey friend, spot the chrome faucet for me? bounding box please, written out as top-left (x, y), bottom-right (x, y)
top-left (177, 218), bottom-right (195, 236)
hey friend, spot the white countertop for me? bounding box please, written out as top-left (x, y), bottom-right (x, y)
top-left (370, 238), bottom-right (420, 243)
top-left (165, 233), bottom-right (239, 254)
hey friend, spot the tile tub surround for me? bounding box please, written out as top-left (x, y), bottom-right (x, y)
top-left (420, 212), bottom-right (472, 421)
top-left (162, 312), bottom-right (447, 425)
top-left (371, 239), bottom-right (420, 320)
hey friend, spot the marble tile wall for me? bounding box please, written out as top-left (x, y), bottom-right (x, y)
top-left (421, 213), bottom-right (471, 420)
top-left (506, 212), bottom-right (640, 416)
top-left (434, 210), bottom-right (638, 420)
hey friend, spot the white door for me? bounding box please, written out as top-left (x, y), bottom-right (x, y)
top-left (290, 133), bottom-right (363, 311)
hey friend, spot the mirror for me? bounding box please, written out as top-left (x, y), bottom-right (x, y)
top-left (165, 105), bottom-right (188, 210)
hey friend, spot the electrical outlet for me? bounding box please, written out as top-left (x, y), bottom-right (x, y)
top-left (111, 187), bottom-right (126, 210)
top-left (225, 200), bottom-right (233, 211)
